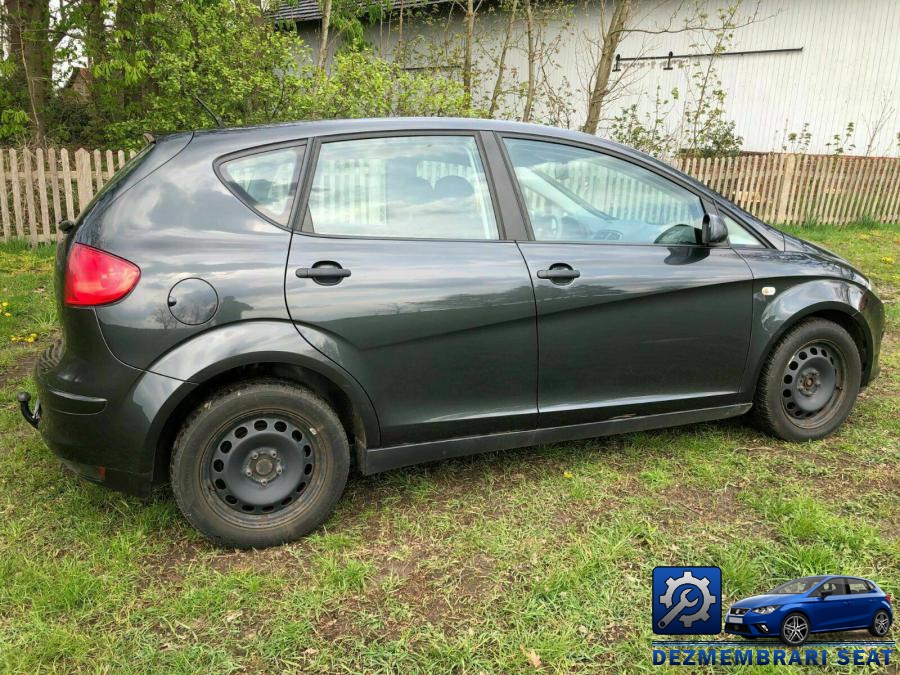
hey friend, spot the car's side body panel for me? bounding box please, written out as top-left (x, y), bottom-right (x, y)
top-left (146, 320), bottom-right (382, 448)
top-left (285, 235), bottom-right (538, 445)
top-left (516, 242), bottom-right (754, 426)
top-left (736, 248), bottom-right (884, 391)
top-left (79, 133), bottom-right (300, 372)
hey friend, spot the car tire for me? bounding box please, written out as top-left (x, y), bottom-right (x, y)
top-left (170, 379), bottom-right (349, 548)
top-left (779, 612), bottom-right (810, 646)
top-left (869, 609), bottom-right (891, 637)
top-left (753, 318), bottom-right (861, 441)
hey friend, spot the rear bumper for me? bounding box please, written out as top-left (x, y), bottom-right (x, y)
top-left (23, 326), bottom-right (195, 497)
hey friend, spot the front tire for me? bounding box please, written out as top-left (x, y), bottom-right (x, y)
top-left (780, 612), bottom-right (810, 646)
top-left (753, 318), bottom-right (861, 441)
top-left (171, 379), bottom-right (349, 548)
top-left (869, 609), bottom-right (891, 637)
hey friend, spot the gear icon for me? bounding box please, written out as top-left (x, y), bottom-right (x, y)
top-left (658, 570), bottom-right (717, 627)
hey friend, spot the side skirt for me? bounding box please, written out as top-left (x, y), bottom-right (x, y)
top-left (361, 403), bottom-right (752, 475)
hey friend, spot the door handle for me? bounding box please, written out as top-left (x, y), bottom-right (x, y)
top-left (296, 266), bottom-right (351, 280)
top-left (537, 265), bottom-right (580, 282)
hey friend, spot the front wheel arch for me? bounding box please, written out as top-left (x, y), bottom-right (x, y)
top-left (780, 611), bottom-right (812, 645)
top-left (750, 304), bottom-right (871, 393)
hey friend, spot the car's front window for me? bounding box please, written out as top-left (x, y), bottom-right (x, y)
top-left (503, 138), bottom-right (705, 245)
top-left (768, 576), bottom-right (827, 594)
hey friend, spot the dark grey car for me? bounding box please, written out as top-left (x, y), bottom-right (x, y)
top-left (19, 118), bottom-right (884, 548)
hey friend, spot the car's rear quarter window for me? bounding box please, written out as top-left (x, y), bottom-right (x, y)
top-left (219, 146), bottom-right (304, 226)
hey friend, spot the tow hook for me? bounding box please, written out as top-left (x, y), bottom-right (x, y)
top-left (17, 392), bottom-right (40, 429)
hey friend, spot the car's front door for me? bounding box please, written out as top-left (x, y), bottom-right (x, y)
top-left (285, 133), bottom-right (537, 446)
top-left (501, 137), bottom-right (756, 426)
top-left (812, 578), bottom-right (853, 631)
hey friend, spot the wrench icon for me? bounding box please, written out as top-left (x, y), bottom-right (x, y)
top-left (657, 588), bottom-right (698, 629)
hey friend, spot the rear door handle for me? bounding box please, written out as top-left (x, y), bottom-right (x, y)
top-left (536, 265), bottom-right (580, 282)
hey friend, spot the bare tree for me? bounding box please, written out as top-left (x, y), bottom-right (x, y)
top-left (462, 0), bottom-right (475, 100)
top-left (579, 0), bottom-right (766, 137)
top-left (316, 0), bottom-right (333, 69)
top-left (521, 0), bottom-right (535, 121)
top-left (487, 0), bottom-right (518, 117)
top-left (582, 0), bottom-right (632, 135)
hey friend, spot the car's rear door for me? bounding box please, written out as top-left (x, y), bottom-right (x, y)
top-left (285, 132), bottom-right (537, 446)
top-left (847, 578), bottom-right (878, 628)
top-left (498, 135), bottom-right (757, 426)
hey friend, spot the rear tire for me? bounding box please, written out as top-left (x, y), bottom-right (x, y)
top-left (752, 318), bottom-right (861, 441)
top-left (170, 379), bottom-right (349, 548)
top-left (869, 609), bottom-right (891, 637)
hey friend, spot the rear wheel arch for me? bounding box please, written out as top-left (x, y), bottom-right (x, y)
top-left (153, 361), bottom-right (373, 484)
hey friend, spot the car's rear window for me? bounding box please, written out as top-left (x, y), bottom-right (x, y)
top-left (219, 146), bottom-right (304, 226)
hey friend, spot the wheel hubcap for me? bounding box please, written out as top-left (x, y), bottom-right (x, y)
top-left (784, 615), bottom-right (808, 643)
top-left (875, 612), bottom-right (889, 634)
top-left (208, 415), bottom-right (315, 515)
top-left (781, 341), bottom-right (844, 425)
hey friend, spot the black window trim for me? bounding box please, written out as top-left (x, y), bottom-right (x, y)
top-left (214, 140), bottom-right (308, 231)
top-left (292, 129), bottom-right (509, 243)
top-left (714, 203), bottom-right (773, 249)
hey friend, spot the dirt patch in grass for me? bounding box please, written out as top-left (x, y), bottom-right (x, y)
top-left (0, 348), bottom-right (40, 390)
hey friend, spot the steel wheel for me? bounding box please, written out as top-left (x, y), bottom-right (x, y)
top-left (780, 339), bottom-right (847, 429)
top-left (204, 413), bottom-right (318, 518)
top-left (781, 614), bottom-right (809, 645)
top-left (873, 610), bottom-right (890, 636)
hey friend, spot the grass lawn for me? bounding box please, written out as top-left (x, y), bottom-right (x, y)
top-left (0, 223), bottom-right (897, 673)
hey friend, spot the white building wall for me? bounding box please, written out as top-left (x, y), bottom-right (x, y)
top-left (299, 0), bottom-right (900, 155)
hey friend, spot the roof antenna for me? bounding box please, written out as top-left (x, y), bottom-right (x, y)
top-left (194, 95), bottom-right (223, 128)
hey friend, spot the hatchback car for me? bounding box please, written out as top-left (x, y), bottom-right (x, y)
top-left (725, 575), bottom-right (893, 645)
top-left (19, 118), bottom-right (884, 547)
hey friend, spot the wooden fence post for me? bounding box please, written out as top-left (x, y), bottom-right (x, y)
top-left (0, 152), bottom-right (9, 241)
top-left (60, 148), bottom-right (75, 222)
top-left (775, 154), bottom-right (797, 224)
top-left (75, 149), bottom-right (94, 211)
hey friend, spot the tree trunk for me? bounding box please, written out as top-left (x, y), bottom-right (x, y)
top-left (6, 0), bottom-right (52, 141)
top-left (488, 0), bottom-right (518, 117)
top-left (316, 0), bottom-right (332, 70)
top-left (582, 0), bottom-right (632, 135)
top-left (522, 0), bottom-right (535, 122)
top-left (462, 0), bottom-right (475, 102)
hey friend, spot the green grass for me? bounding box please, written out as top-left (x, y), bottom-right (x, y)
top-left (0, 222), bottom-right (898, 673)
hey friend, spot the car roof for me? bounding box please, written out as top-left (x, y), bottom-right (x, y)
top-left (189, 116), bottom-right (633, 153)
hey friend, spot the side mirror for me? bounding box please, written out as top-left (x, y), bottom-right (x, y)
top-left (819, 590), bottom-right (833, 599)
top-left (702, 213), bottom-right (728, 245)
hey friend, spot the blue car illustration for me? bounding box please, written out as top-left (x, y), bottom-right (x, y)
top-left (725, 576), bottom-right (892, 645)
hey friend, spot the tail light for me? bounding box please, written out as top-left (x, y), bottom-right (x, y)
top-left (64, 243), bottom-right (141, 306)
top-left (887, 594), bottom-right (892, 603)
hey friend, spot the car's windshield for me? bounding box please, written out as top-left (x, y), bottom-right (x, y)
top-left (768, 576), bottom-right (827, 594)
